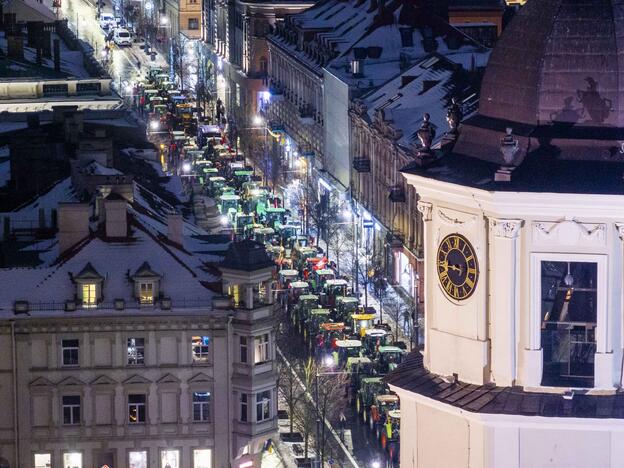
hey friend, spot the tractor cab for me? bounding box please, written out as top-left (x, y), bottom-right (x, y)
top-left (293, 294), bottom-right (319, 331)
top-left (356, 377), bottom-right (387, 422)
top-left (362, 328), bottom-right (391, 357)
top-left (352, 313), bottom-right (376, 339)
top-left (291, 245), bottom-right (321, 270)
top-left (288, 281), bottom-right (310, 306)
top-left (312, 269), bottom-right (335, 293)
top-left (233, 169), bottom-right (254, 188)
top-left (264, 206), bottom-right (287, 229)
top-left (333, 339), bottom-right (362, 368)
top-left (253, 227), bottom-right (275, 245)
top-left (286, 234), bottom-right (308, 251)
top-left (306, 308), bottom-right (331, 344)
top-left (207, 176), bottom-right (227, 198)
top-left (320, 279), bottom-right (349, 307)
top-left (375, 346), bottom-right (406, 373)
top-left (218, 193), bottom-right (240, 218)
top-left (244, 185), bottom-right (269, 215)
top-left (370, 394), bottom-right (400, 436)
top-left (347, 356), bottom-right (375, 396)
top-left (197, 124), bottom-right (221, 148)
top-left (146, 66), bottom-right (165, 82)
top-left (278, 222), bottom-right (300, 244)
top-left (234, 212), bottom-right (254, 235)
top-left (334, 296), bottom-right (359, 323)
top-left (278, 269), bottom-right (299, 290)
top-left (319, 322), bottom-right (345, 352)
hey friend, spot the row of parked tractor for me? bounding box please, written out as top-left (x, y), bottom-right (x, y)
top-left (157, 107), bottom-right (404, 464)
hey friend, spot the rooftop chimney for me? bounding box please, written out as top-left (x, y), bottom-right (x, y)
top-left (167, 213), bottom-right (184, 247)
top-left (104, 196), bottom-right (127, 238)
top-left (58, 203), bottom-right (90, 255)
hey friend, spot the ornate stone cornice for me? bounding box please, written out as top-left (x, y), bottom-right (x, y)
top-left (489, 218), bottom-right (522, 239)
top-left (417, 201), bottom-right (433, 222)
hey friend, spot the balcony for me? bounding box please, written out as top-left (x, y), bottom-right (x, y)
top-left (233, 417), bottom-right (278, 437)
top-left (298, 104), bottom-right (315, 125)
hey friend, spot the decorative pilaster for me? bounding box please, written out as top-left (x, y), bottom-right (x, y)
top-left (488, 217), bottom-right (522, 386)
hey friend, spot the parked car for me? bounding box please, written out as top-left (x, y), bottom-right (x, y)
top-left (99, 13), bottom-right (115, 29)
top-left (113, 28), bottom-right (132, 46)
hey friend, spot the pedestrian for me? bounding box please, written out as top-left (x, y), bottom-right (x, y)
top-left (139, 94), bottom-right (145, 116)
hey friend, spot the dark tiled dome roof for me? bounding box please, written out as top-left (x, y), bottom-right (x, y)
top-left (480, 0), bottom-right (623, 127)
top-left (221, 240), bottom-right (274, 272)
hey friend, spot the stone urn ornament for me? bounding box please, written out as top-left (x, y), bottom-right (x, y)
top-left (495, 127), bottom-right (520, 182)
top-left (446, 97), bottom-right (462, 136)
top-left (417, 113), bottom-right (436, 159)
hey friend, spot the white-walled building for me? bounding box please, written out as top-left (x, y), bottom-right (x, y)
top-left (387, 1), bottom-right (624, 466)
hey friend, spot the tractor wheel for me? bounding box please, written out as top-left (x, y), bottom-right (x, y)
top-left (380, 432), bottom-right (388, 450)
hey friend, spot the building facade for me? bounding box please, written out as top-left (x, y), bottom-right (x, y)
top-left (387, 1), bottom-right (624, 466)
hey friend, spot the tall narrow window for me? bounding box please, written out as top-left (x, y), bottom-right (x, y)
top-left (254, 334), bottom-right (269, 364)
top-left (192, 391), bottom-right (211, 421)
top-left (255, 390), bottom-right (271, 422)
top-left (62, 339), bottom-right (79, 366)
top-left (240, 336), bottom-right (248, 363)
top-left (63, 452), bottom-right (82, 468)
top-left (139, 282), bottom-right (154, 304)
top-left (34, 453), bottom-right (51, 468)
top-left (128, 394), bottom-right (147, 423)
top-left (240, 393), bottom-right (248, 422)
top-left (541, 261), bottom-right (597, 388)
top-left (62, 395), bottom-right (81, 425)
top-left (192, 336), bottom-right (210, 361)
top-left (82, 283), bottom-right (97, 308)
top-left (127, 338), bottom-right (145, 365)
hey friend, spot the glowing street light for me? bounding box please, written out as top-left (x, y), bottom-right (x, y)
top-left (182, 162), bottom-right (192, 173)
top-left (253, 115), bottom-right (263, 126)
top-left (149, 120), bottom-right (160, 131)
top-left (160, 15), bottom-right (168, 25)
top-left (219, 215), bottom-right (229, 225)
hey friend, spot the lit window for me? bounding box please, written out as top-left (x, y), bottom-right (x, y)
top-left (34, 453), bottom-right (51, 468)
top-left (63, 452), bottom-right (82, 468)
top-left (129, 451), bottom-right (147, 468)
top-left (239, 336), bottom-right (248, 363)
top-left (127, 338), bottom-right (145, 365)
top-left (62, 339), bottom-right (79, 366)
top-left (255, 390), bottom-right (271, 422)
top-left (254, 334), bottom-right (269, 364)
top-left (128, 394), bottom-right (146, 423)
top-left (193, 449), bottom-right (212, 468)
top-left (139, 282), bottom-right (154, 304)
top-left (161, 450), bottom-right (179, 468)
top-left (62, 395), bottom-right (81, 425)
top-left (82, 283), bottom-right (97, 307)
top-left (192, 391), bottom-right (211, 421)
top-left (192, 336), bottom-right (210, 361)
top-left (188, 18), bottom-right (199, 29)
top-left (239, 393), bottom-right (248, 422)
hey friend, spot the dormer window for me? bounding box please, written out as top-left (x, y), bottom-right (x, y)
top-left (139, 282), bottom-right (154, 304)
top-left (131, 262), bottom-right (162, 306)
top-left (73, 262), bottom-right (103, 308)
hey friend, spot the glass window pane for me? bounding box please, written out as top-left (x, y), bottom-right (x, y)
top-left (34, 454), bottom-right (51, 468)
top-left (129, 451), bottom-right (147, 468)
top-left (540, 261), bottom-right (597, 387)
top-left (161, 450), bottom-right (179, 468)
top-left (193, 450), bottom-right (212, 468)
top-left (63, 452), bottom-right (82, 468)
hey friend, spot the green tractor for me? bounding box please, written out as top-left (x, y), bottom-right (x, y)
top-left (346, 356), bottom-right (375, 401)
top-left (332, 339), bottom-right (362, 369)
top-left (293, 294), bottom-right (319, 330)
top-left (355, 376), bottom-right (387, 424)
top-left (375, 346), bottom-right (407, 374)
top-left (368, 393), bottom-right (400, 437)
top-left (320, 279), bottom-right (349, 308)
top-left (305, 308), bottom-right (331, 345)
top-left (362, 328), bottom-right (392, 358)
top-left (334, 296), bottom-right (359, 323)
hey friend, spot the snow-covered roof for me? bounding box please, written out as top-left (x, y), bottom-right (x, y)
top-left (362, 54), bottom-right (479, 149)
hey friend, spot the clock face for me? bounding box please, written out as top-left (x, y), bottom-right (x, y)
top-left (436, 233), bottom-right (479, 301)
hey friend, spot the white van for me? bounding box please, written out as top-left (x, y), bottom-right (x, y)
top-left (113, 28), bottom-right (132, 46)
top-left (99, 13), bottom-right (115, 30)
